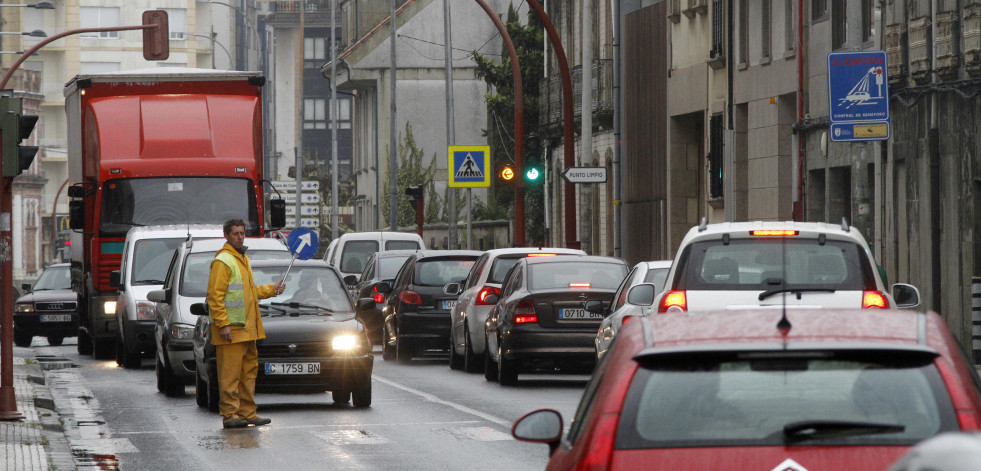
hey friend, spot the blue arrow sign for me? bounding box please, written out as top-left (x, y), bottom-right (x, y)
top-left (286, 227), bottom-right (319, 260)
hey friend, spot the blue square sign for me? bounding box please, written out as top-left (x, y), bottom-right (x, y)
top-left (827, 51), bottom-right (890, 141)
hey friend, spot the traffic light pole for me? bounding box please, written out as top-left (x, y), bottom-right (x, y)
top-left (0, 18), bottom-right (169, 420)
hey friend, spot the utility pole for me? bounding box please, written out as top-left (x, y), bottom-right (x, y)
top-left (389, 0), bottom-right (398, 231)
top-left (580, 2), bottom-right (592, 253)
top-left (294, 2), bottom-right (305, 228)
top-left (444, 0), bottom-right (458, 248)
top-left (330, 0), bottom-right (339, 239)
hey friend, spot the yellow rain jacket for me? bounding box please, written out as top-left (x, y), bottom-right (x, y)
top-left (206, 243), bottom-right (276, 345)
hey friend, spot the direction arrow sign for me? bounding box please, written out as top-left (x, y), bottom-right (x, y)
top-left (562, 167), bottom-right (607, 184)
top-left (286, 227), bottom-right (319, 260)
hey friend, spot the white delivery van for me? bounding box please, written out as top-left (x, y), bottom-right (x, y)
top-left (324, 232), bottom-right (426, 281)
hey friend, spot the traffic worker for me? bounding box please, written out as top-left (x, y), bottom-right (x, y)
top-left (207, 218), bottom-right (285, 429)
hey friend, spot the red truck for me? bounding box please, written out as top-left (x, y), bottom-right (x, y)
top-left (66, 69), bottom-right (285, 358)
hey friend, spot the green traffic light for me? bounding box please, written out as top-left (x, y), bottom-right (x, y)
top-left (525, 167), bottom-right (540, 181)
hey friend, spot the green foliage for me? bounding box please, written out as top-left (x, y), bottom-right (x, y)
top-left (470, 4), bottom-right (545, 242)
top-left (381, 123), bottom-right (444, 227)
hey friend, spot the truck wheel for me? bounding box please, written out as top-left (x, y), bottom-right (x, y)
top-left (93, 338), bottom-right (114, 360)
top-left (352, 379), bottom-right (372, 408)
top-left (77, 330), bottom-right (93, 355)
top-left (115, 339), bottom-right (125, 366)
top-left (46, 335), bottom-right (64, 347)
top-left (332, 389), bottom-right (351, 404)
top-left (13, 331), bottom-right (32, 348)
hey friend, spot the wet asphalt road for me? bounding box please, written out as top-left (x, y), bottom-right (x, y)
top-left (32, 340), bottom-right (588, 471)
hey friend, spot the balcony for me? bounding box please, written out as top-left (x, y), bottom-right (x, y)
top-left (539, 59), bottom-right (614, 140)
top-left (267, 1), bottom-right (337, 27)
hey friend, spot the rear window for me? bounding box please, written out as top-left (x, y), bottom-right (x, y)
top-left (340, 240), bottom-right (379, 273)
top-left (379, 255), bottom-right (411, 279)
top-left (616, 353), bottom-right (957, 449)
top-left (386, 240), bottom-right (420, 251)
top-left (529, 262), bottom-right (626, 290)
top-left (413, 258), bottom-right (477, 287)
top-left (488, 256), bottom-right (524, 284)
top-left (676, 238), bottom-right (874, 291)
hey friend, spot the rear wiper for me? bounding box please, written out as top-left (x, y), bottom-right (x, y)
top-left (759, 287), bottom-right (836, 301)
top-left (781, 420), bottom-right (905, 442)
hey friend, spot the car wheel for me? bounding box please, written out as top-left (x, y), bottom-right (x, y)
top-left (195, 370), bottom-right (208, 408)
top-left (352, 379), bottom-right (372, 408)
top-left (463, 325), bottom-right (480, 373)
top-left (332, 389), bottom-right (351, 405)
top-left (206, 371), bottom-right (220, 413)
top-left (497, 345), bottom-right (518, 386)
top-left (77, 329), bottom-right (93, 355)
top-left (46, 335), bottom-right (64, 347)
top-left (448, 330), bottom-right (463, 370)
top-left (13, 331), bottom-right (31, 348)
top-left (483, 346), bottom-right (498, 382)
top-left (381, 324), bottom-right (395, 361)
top-left (161, 352), bottom-right (184, 397)
top-left (93, 338), bottom-right (114, 360)
top-left (155, 356), bottom-right (166, 393)
top-left (395, 327), bottom-right (413, 365)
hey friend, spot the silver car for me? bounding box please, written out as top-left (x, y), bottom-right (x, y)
top-left (446, 247), bottom-right (585, 372)
top-left (148, 236), bottom-right (290, 397)
top-left (593, 260), bottom-right (671, 360)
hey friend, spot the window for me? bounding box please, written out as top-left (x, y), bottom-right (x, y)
top-left (708, 113), bottom-right (724, 199)
top-left (329, 98), bottom-right (352, 130)
top-left (761, 0), bottom-right (771, 59)
top-left (304, 37), bottom-right (326, 61)
top-left (80, 7), bottom-right (120, 38)
top-left (862, 0), bottom-right (874, 43)
top-left (832, 0), bottom-right (846, 49)
top-left (710, 0), bottom-right (724, 58)
top-left (304, 98), bottom-right (326, 130)
top-left (812, 0), bottom-right (827, 20)
top-left (164, 9), bottom-right (187, 40)
top-left (738, 0), bottom-right (748, 64)
top-left (785, 0), bottom-right (795, 53)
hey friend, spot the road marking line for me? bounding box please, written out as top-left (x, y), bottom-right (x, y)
top-left (371, 375), bottom-right (510, 426)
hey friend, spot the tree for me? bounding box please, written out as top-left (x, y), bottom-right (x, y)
top-left (381, 122), bottom-right (443, 227)
top-left (471, 4), bottom-right (546, 244)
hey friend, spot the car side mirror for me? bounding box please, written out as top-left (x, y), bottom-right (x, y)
top-left (512, 409), bottom-right (563, 455)
top-left (343, 274), bottom-right (359, 286)
top-left (357, 298), bottom-right (374, 310)
top-left (69, 200), bottom-right (85, 230)
top-left (190, 303), bottom-right (210, 316)
top-left (146, 289), bottom-right (166, 303)
top-left (443, 282), bottom-right (462, 296)
top-left (483, 293), bottom-right (500, 305)
top-left (109, 270), bottom-right (121, 289)
top-left (373, 282), bottom-right (392, 295)
top-left (584, 300), bottom-right (605, 314)
top-left (626, 283), bottom-right (657, 306)
top-left (892, 283), bottom-right (920, 309)
top-left (269, 198), bottom-right (286, 229)
top-left (20, 283), bottom-right (30, 292)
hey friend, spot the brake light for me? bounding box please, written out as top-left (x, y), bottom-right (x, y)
top-left (751, 230), bottom-right (799, 236)
top-left (399, 290), bottom-right (422, 305)
top-left (569, 282), bottom-right (591, 289)
top-left (577, 412), bottom-right (619, 471)
top-left (514, 315), bottom-right (538, 324)
top-left (476, 286), bottom-right (501, 305)
top-left (526, 253), bottom-right (556, 257)
top-left (373, 293), bottom-right (385, 303)
top-left (515, 300), bottom-right (536, 315)
top-left (658, 290), bottom-right (687, 313)
top-left (862, 290), bottom-right (889, 308)
top-left (621, 315), bottom-right (630, 325)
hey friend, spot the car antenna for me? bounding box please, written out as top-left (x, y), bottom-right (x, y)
top-left (840, 217), bottom-right (850, 233)
top-left (778, 222), bottom-right (791, 333)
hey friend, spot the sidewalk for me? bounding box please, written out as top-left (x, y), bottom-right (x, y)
top-left (0, 353), bottom-right (75, 471)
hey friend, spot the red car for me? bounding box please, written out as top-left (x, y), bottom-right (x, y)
top-left (512, 309), bottom-right (981, 470)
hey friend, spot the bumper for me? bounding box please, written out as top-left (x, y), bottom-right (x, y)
top-left (164, 341), bottom-right (196, 380)
top-left (121, 319), bottom-right (157, 352)
top-left (256, 355), bottom-right (374, 392)
top-left (500, 327), bottom-right (597, 372)
top-left (399, 311), bottom-right (450, 349)
top-left (86, 295), bottom-right (118, 340)
top-left (13, 314), bottom-right (78, 337)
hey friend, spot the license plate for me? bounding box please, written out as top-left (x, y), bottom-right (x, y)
top-left (264, 362), bottom-right (320, 375)
top-left (558, 308), bottom-right (602, 320)
top-left (40, 314), bottom-right (72, 322)
top-left (442, 300), bottom-right (457, 310)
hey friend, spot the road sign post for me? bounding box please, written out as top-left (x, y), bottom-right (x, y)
top-left (827, 51), bottom-right (890, 142)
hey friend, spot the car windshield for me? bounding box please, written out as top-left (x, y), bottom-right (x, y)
top-left (413, 258), bottom-right (477, 287)
top-left (340, 240), bottom-right (378, 273)
top-left (529, 262), bottom-right (626, 290)
top-left (678, 238), bottom-right (873, 291)
top-left (33, 266), bottom-right (71, 290)
top-left (256, 265), bottom-right (354, 312)
top-left (379, 255), bottom-right (411, 279)
top-left (180, 250), bottom-right (290, 297)
top-left (616, 354), bottom-right (955, 448)
top-left (132, 238), bottom-right (184, 285)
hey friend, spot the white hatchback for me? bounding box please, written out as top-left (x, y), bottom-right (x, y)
top-left (653, 219), bottom-right (920, 313)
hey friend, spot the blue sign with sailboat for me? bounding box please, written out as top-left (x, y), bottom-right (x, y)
top-left (827, 51), bottom-right (890, 142)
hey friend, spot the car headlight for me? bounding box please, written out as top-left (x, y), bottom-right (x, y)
top-left (103, 300), bottom-right (117, 316)
top-left (170, 323), bottom-right (195, 340)
top-left (14, 303), bottom-right (34, 313)
top-left (136, 301), bottom-right (155, 320)
top-left (332, 335), bottom-right (358, 351)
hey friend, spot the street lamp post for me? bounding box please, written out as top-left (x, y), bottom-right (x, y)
top-left (206, 0), bottom-right (259, 71)
top-left (186, 32), bottom-right (234, 69)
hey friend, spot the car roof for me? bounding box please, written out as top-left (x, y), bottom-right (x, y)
top-left (634, 309), bottom-right (938, 358)
top-left (409, 250), bottom-right (484, 259)
top-left (481, 247), bottom-right (587, 258)
top-left (680, 220), bottom-right (871, 249)
top-left (186, 237), bottom-right (288, 253)
top-left (336, 231), bottom-right (424, 241)
top-left (373, 249), bottom-right (421, 258)
top-left (523, 255), bottom-right (626, 265)
top-left (250, 259), bottom-right (331, 268)
top-left (636, 260), bottom-right (672, 269)
top-left (124, 224), bottom-right (224, 240)
top-left (45, 263), bottom-right (70, 269)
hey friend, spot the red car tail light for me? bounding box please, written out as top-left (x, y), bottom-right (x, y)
top-left (862, 290), bottom-right (889, 308)
top-left (657, 290), bottom-right (687, 313)
top-left (576, 412), bottom-right (619, 471)
top-left (526, 253), bottom-right (556, 257)
top-left (515, 300), bottom-right (535, 315)
top-left (475, 286), bottom-right (501, 305)
top-left (751, 230), bottom-right (799, 236)
top-left (373, 293), bottom-right (385, 303)
top-left (399, 290), bottom-right (422, 305)
top-left (514, 315), bottom-right (538, 324)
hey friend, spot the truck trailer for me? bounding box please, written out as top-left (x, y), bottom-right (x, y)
top-left (66, 68), bottom-right (285, 358)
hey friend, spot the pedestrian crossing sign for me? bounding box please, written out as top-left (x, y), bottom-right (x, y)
top-left (448, 145), bottom-right (491, 188)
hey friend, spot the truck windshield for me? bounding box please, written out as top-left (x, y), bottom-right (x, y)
top-left (100, 178), bottom-right (259, 237)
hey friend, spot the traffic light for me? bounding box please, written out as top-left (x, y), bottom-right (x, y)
top-left (142, 10), bottom-right (170, 61)
top-left (497, 164), bottom-right (516, 184)
top-left (524, 165), bottom-right (541, 183)
top-left (0, 96), bottom-right (38, 177)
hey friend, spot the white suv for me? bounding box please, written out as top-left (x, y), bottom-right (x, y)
top-left (654, 219), bottom-right (920, 313)
top-left (445, 247), bottom-right (585, 372)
